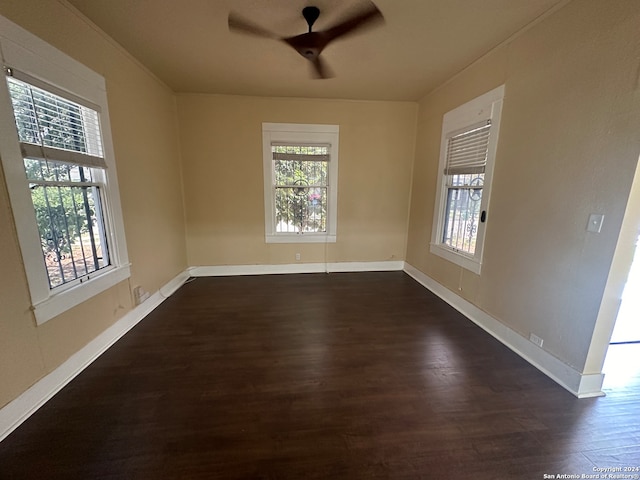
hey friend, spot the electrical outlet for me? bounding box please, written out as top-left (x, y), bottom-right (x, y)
top-left (295, 253), bottom-right (301, 261)
top-left (587, 214), bottom-right (604, 233)
top-left (529, 333), bottom-right (544, 348)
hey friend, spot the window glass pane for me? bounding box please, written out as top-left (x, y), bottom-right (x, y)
top-left (30, 184), bottom-right (109, 288)
top-left (274, 159), bottom-right (327, 186)
top-left (443, 173), bottom-right (484, 255)
top-left (275, 186), bottom-right (327, 233)
top-left (7, 76), bottom-right (103, 158)
top-left (273, 149), bottom-right (328, 234)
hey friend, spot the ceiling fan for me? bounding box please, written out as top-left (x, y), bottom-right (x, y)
top-left (228, 2), bottom-right (384, 79)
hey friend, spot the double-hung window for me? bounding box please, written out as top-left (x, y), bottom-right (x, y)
top-left (430, 85), bottom-right (504, 274)
top-left (0, 15), bottom-right (129, 324)
top-left (7, 74), bottom-right (109, 289)
top-left (262, 123), bottom-right (339, 243)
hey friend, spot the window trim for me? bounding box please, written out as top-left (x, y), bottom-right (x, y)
top-left (262, 122), bottom-right (339, 244)
top-left (430, 85), bottom-right (505, 274)
top-left (0, 14), bottom-right (130, 324)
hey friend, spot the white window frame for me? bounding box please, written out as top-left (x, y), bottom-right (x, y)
top-left (0, 15), bottom-right (130, 325)
top-left (430, 85), bottom-right (505, 274)
top-left (262, 123), bottom-right (339, 243)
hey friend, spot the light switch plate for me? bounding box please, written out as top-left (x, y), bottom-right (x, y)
top-left (587, 214), bottom-right (604, 233)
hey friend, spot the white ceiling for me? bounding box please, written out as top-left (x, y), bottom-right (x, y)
top-left (66, 0), bottom-right (567, 101)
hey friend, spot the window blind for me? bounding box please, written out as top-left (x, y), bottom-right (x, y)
top-left (272, 143), bottom-right (330, 162)
top-left (444, 121), bottom-right (491, 175)
top-left (6, 73), bottom-right (106, 169)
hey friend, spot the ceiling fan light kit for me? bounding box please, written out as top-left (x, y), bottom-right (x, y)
top-left (228, 2), bottom-right (384, 79)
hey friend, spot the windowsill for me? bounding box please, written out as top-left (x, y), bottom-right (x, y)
top-left (33, 264), bottom-right (131, 325)
top-left (266, 234), bottom-right (337, 244)
top-left (429, 243), bottom-right (482, 274)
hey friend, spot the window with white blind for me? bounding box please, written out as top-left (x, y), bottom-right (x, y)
top-left (430, 85), bottom-right (504, 274)
top-left (0, 15), bottom-right (129, 324)
top-left (7, 73), bottom-right (110, 290)
top-left (262, 123), bottom-right (339, 243)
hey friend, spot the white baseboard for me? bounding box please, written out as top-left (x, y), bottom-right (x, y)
top-left (403, 263), bottom-right (605, 398)
top-left (0, 270), bottom-right (190, 443)
top-left (159, 270), bottom-right (191, 297)
top-left (189, 260), bottom-right (405, 277)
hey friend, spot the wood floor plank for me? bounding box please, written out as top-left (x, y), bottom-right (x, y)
top-left (1, 272), bottom-right (638, 479)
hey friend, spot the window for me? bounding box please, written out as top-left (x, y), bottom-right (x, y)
top-left (262, 123), bottom-right (339, 243)
top-left (430, 85), bottom-right (505, 274)
top-left (7, 75), bottom-right (110, 289)
top-left (0, 15), bottom-right (130, 324)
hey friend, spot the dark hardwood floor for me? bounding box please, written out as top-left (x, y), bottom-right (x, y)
top-left (1, 272), bottom-right (639, 479)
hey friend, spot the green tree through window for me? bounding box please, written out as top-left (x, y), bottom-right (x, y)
top-left (273, 145), bottom-right (328, 234)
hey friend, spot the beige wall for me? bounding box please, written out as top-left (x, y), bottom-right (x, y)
top-left (406, 0), bottom-right (640, 372)
top-left (0, 1), bottom-right (187, 407)
top-left (177, 94), bottom-right (417, 267)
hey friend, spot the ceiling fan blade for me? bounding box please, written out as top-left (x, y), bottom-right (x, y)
top-left (323, 2), bottom-right (384, 43)
top-left (310, 56), bottom-right (333, 79)
top-left (228, 12), bottom-right (280, 39)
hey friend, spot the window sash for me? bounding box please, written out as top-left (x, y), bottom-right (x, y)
top-left (442, 181), bottom-right (484, 255)
top-left (29, 182), bottom-right (110, 289)
top-left (22, 154), bottom-right (111, 290)
top-left (273, 154), bottom-right (329, 234)
top-left (21, 142), bottom-right (106, 169)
